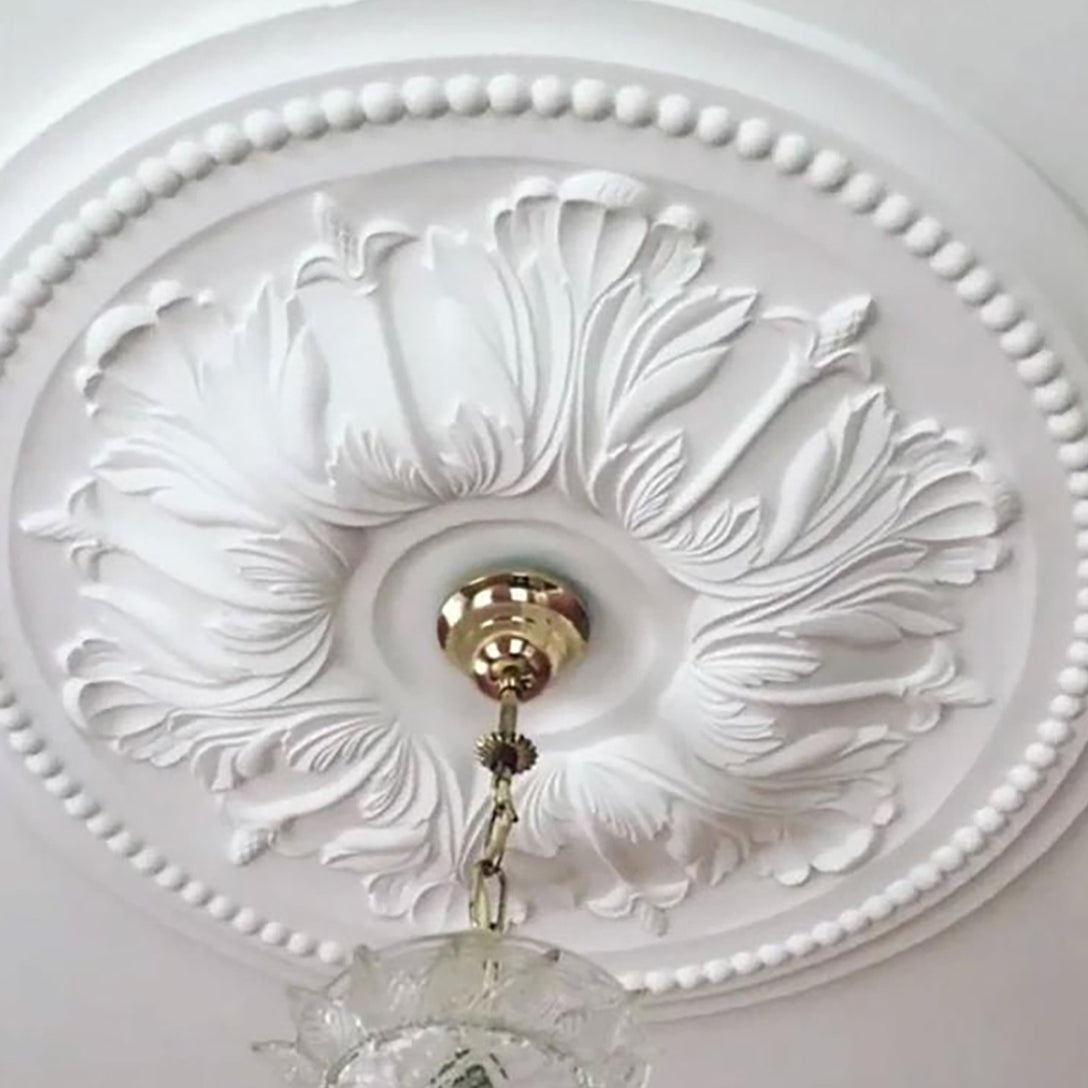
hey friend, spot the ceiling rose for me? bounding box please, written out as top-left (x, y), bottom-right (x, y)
top-left (1, 0), bottom-right (1087, 1013)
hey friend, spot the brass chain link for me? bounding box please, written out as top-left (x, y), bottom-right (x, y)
top-left (469, 679), bottom-right (535, 932)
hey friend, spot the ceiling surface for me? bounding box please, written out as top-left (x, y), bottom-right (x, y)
top-left (2, 2), bottom-right (1088, 1085)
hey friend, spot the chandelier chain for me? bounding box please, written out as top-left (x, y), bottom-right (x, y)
top-left (469, 676), bottom-right (537, 932)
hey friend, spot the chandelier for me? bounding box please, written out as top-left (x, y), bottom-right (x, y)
top-left (253, 571), bottom-right (650, 1088)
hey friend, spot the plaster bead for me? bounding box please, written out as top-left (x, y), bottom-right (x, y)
top-left (887, 879), bottom-right (919, 906)
top-left (1035, 378), bottom-right (1076, 413)
top-left (445, 74), bottom-right (488, 117)
top-left (930, 240), bottom-right (974, 279)
top-left (731, 951), bottom-right (762, 975)
top-left (932, 845), bottom-right (967, 873)
top-left (85, 812), bottom-right (121, 839)
top-left (1048, 407), bottom-right (1086, 441)
top-left (908, 863), bottom-right (941, 891)
top-left (487, 74), bottom-right (530, 115)
top-left (29, 244), bottom-right (74, 284)
top-left (695, 105), bottom-right (734, 144)
top-left (873, 192), bottom-right (915, 233)
top-left (206, 895), bottom-right (237, 921)
top-left (286, 932), bottom-right (318, 957)
top-left (402, 75), bottom-right (447, 118)
top-left (952, 826), bottom-right (985, 854)
top-left (155, 865), bottom-right (188, 890)
top-left (131, 847), bottom-right (165, 875)
top-left (674, 965), bottom-right (704, 990)
top-left (360, 83), bottom-right (404, 123)
top-left (757, 942), bottom-right (789, 967)
top-left (530, 75), bottom-right (569, 117)
top-left (806, 149), bottom-right (850, 190)
top-left (1000, 320), bottom-right (1044, 357)
top-left (7, 269), bottom-right (49, 308)
top-left (734, 117), bottom-right (774, 158)
top-left (903, 216), bottom-right (945, 256)
top-left (167, 139), bottom-right (214, 180)
top-left (1058, 666), bottom-right (1088, 695)
top-left (63, 793), bottom-right (99, 819)
top-left (106, 829), bottom-right (141, 857)
top-left (283, 97), bottom-right (328, 138)
top-left (1048, 694), bottom-right (1083, 719)
top-left (24, 749), bottom-right (61, 777)
top-left (319, 89), bottom-right (365, 130)
top-left (861, 894), bottom-right (895, 921)
top-left (243, 109), bottom-right (290, 150)
top-left (956, 266), bottom-right (998, 304)
top-left (136, 157), bottom-right (182, 197)
top-left (232, 908), bottom-right (262, 935)
top-left (570, 78), bottom-right (611, 121)
top-left (1024, 742), bottom-right (1058, 768)
top-left (657, 93), bottom-right (698, 136)
top-left (785, 931), bottom-right (818, 956)
top-left (204, 122), bottom-right (252, 163)
top-left (838, 909), bottom-right (869, 935)
top-left (979, 292), bottom-right (1022, 331)
top-left (988, 784), bottom-right (1024, 813)
top-left (0, 704), bottom-right (28, 731)
top-left (1062, 443), bottom-right (1088, 472)
top-left (180, 881), bottom-right (212, 907)
top-left (840, 171), bottom-right (884, 212)
top-left (771, 132), bottom-right (812, 173)
top-left (704, 959), bottom-right (734, 984)
top-left (107, 176), bottom-right (152, 215)
top-left (1015, 350), bottom-right (1059, 388)
top-left (614, 84), bottom-right (655, 127)
top-left (79, 198), bottom-right (124, 236)
top-left (43, 772), bottom-right (77, 798)
top-left (1008, 764), bottom-right (1043, 792)
top-left (812, 921), bottom-right (845, 946)
top-left (973, 806), bottom-right (1006, 834)
top-left (0, 297), bottom-right (31, 333)
top-left (317, 939), bottom-right (347, 966)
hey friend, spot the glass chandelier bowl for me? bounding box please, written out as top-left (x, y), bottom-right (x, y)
top-left (254, 930), bottom-right (649, 1088)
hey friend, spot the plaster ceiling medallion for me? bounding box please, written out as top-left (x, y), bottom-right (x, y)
top-left (1, 0), bottom-right (1087, 1012)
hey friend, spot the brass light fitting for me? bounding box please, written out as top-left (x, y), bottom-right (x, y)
top-left (437, 569), bottom-right (590, 701)
top-left (436, 569), bottom-right (590, 932)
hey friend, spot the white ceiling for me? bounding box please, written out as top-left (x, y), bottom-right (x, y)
top-left (2, 1), bottom-right (1088, 1085)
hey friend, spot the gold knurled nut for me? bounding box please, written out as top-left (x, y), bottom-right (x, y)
top-left (475, 732), bottom-right (538, 775)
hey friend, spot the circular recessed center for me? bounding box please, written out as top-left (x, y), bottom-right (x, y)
top-left (337, 495), bottom-right (690, 747)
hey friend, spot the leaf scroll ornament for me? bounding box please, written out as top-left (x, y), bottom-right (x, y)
top-left (23, 172), bottom-right (1016, 932)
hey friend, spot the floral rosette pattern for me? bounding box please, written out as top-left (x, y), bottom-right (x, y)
top-left (24, 171), bottom-right (1016, 934)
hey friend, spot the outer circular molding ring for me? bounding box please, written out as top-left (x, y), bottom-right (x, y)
top-left (0, 68), bottom-right (1085, 1000)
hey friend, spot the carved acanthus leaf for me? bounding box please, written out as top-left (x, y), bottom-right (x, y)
top-left (23, 172), bottom-right (1015, 929)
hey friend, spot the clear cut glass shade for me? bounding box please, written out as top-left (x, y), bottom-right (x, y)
top-left (254, 931), bottom-right (649, 1087)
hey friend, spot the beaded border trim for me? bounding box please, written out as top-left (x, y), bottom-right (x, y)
top-left (1, 72), bottom-right (1085, 995)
